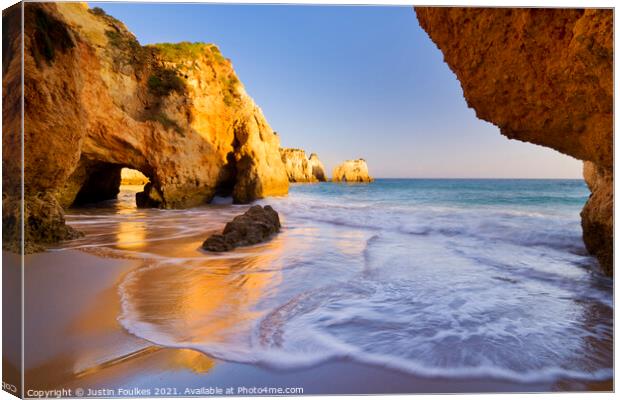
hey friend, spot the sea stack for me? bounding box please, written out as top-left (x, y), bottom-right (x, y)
top-left (415, 7), bottom-right (612, 275)
top-left (2, 2), bottom-right (289, 251)
top-left (279, 148), bottom-right (327, 183)
top-left (308, 153), bottom-right (326, 181)
top-left (332, 159), bottom-right (373, 183)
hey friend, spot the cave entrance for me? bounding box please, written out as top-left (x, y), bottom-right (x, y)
top-left (120, 168), bottom-right (150, 188)
top-left (71, 162), bottom-right (124, 207)
top-left (68, 161), bottom-right (155, 209)
top-left (119, 168), bottom-right (151, 208)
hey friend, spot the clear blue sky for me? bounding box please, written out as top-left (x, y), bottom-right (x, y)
top-left (90, 2), bottom-right (582, 179)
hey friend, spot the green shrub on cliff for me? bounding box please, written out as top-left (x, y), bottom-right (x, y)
top-left (89, 7), bottom-right (128, 33)
top-left (104, 29), bottom-right (141, 55)
top-left (150, 42), bottom-right (207, 61)
top-left (89, 7), bottom-right (108, 17)
top-left (148, 42), bottom-right (227, 64)
top-left (147, 69), bottom-right (185, 96)
top-left (220, 74), bottom-right (240, 106)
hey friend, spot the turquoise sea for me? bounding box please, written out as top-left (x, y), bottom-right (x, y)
top-left (61, 179), bottom-right (613, 384)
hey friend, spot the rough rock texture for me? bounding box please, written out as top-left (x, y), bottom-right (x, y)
top-left (2, 3), bottom-right (289, 252)
top-left (279, 148), bottom-right (327, 183)
top-left (121, 168), bottom-right (149, 185)
top-left (416, 7), bottom-right (613, 275)
top-left (333, 159), bottom-right (373, 183)
top-left (581, 161), bottom-right (613, 274)
top-left (202, 205), bottom-right (281, 251)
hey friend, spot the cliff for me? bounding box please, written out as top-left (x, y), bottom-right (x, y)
top-left (279, 148), bottom-right (327, 183)
top-left (2, 3), bottom-right (289, 251)
top-left (333, 159), bottom-right (373, 183)
top-left (415, 7), bottom-right (613, 276)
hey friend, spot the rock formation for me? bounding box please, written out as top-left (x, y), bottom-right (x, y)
top-left (2, 3), bottom-right (289, 251)
top-left (332, 159), bottom-right (373, 183)
top-left (202, 205), bottom-right (281, 251)
top-left (279, 148), bottom-right (327, 183)
top-left (308, 153), bottom-right (327, 182)
top-left (120, 168), bottom-right (149, 185)
top-left (415, 7), bottom-right (613, 276)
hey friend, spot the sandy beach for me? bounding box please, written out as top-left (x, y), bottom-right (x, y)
top-left (16, 224), bottom-right (611, 394)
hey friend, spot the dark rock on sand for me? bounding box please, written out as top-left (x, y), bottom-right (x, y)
top-left (202, 205), bottom-right (281, 252)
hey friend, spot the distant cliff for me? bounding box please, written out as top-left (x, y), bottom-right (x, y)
top-left (416, 7), bottom-right (613, 275)
top-left (120, 169), bottom-right (149, 186)
top-left (2, 3), bottom-right (289, 251)
top-left (333, 159), bottom-right (373, 183)
top-left (280, 148), bottom-right (327, 183)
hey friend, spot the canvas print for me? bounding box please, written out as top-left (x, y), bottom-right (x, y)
top-left (2, 1), bottom-right (613, 397)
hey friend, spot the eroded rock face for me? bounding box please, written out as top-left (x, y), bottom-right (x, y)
top-left (2, 3), bottom-right (289, 251)
top-left (581, 162), bottom-right (613, 275)
top-left (202, 205), bottom-right (281, 251)
top-left (333, 159), bottom-right (373, 183)
top-left (309, 153), bottom-right (327, 182)
top-left (279, 148), bottom-right (327, 183)
top-left (416, 7), bottom-right (613, 275)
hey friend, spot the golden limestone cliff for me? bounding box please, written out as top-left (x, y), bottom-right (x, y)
top-left (332, 159), bottom-right (373, 183)
top-left (415, 8), bottom-right (613, 276)
top-left (2, 3), bottom-right (288, 251)
top-left (279, 148), bottom-right (327, 183)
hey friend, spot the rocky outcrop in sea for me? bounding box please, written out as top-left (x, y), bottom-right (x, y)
top-left (332, 159), bottom-right (373, 183)
top-left (279, 148), bottom-right (327, 183)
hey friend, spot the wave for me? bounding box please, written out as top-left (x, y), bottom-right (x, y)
top-left (75, 182), bottom-right (611, 385)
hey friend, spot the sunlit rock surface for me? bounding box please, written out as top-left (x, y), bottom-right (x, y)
top-left (2, 3), bottom-right (288, 251)
top-left (416, 7), bottom-right (613, 275)
top-left (280, 148), bottom-right (327, 183)
top-left (332, 159), bottom-right (373, 183)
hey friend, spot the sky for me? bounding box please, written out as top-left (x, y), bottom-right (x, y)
top-left (90, 2), bottom-right (582, 179)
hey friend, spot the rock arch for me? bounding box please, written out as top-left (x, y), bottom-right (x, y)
top-left (2, 3), bottom-right (289, 251)
top-left (415, 7), bottom-right (613, 275)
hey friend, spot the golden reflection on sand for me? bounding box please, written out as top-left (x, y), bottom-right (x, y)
top-left (121, 236), bottom-right (285, 347)
top-left (167, 349), bottom-right (216, 374)
top-left (113, 185), bottom-right (148, 250)
top-left (25, 197), bottom-right (295, 390)
top-left (115, 220), bottom-right (147, 251)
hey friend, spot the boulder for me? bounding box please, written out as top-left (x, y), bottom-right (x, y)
top-left (202, 205), bottom-right (281, 251)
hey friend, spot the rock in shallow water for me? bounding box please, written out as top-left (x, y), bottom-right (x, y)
top-left (332, 159), bottom-right (373, 183)
top-left (202, 205), bottom-right (281, 252)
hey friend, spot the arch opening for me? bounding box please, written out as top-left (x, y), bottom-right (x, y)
top-left (71, 162), bottom-right (123, 206)
top-left (65, 159), bottom-right (157, 209)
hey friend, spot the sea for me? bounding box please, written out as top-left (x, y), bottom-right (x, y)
top-left (58, 179), bottom-right (613, 384)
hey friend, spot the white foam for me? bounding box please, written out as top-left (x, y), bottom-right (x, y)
top-left (79, 184), bottom-right (611, 384)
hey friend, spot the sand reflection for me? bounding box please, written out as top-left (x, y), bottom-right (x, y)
top-left (118, 237), bottom-right (285, 355)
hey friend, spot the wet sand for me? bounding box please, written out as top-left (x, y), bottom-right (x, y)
top-left (17, 249), bottom-right (611, 395)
